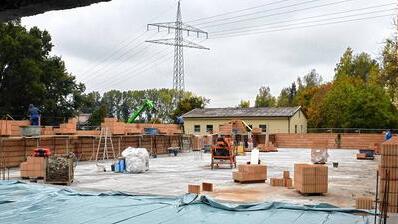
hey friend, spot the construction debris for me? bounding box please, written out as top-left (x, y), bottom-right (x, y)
top-left (45, 155), bottom-right (74, 185)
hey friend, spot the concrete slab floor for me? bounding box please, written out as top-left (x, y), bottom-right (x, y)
top-left (7, 148), bottom-right (379, 208)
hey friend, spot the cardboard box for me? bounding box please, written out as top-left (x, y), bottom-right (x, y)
top-left (188, 184), bottom-right (201, 194)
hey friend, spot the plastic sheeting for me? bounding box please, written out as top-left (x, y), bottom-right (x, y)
top-left (121, 147), bottom-right (149, 173)
top-left (0, 181), bottom-right (372, 224)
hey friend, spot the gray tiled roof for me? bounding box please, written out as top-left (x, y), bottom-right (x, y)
top-left (182, 106), bottom-right (301, 118)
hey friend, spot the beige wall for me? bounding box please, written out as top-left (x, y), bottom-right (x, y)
top-left (184, 113), bottom-right (307, 135)
top-left (289, 110), bottom-right (307, 134)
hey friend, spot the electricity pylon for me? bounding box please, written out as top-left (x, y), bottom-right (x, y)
top-left (146, 0), bottom-right (209, 104)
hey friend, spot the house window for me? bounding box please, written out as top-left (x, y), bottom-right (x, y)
top-left (295, 125), bottom-right (298, 134)
top-left (194, 125), bottom-right (201, 133)
top-left (206, 125), bottom-right (213, 133)
top-left (259, 125), bottom-right (267, 132)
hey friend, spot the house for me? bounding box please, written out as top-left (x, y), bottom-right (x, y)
top-left (182, 106), bottom-right (307, 135)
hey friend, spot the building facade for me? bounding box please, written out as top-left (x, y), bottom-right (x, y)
top-left (182, 106), bottom-right (307, 135)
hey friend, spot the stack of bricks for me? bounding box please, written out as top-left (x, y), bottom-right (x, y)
top-left (379, 137), bottom-right (398, 213)
top-left (294, 163), bottom-right (328, 194)
top-left (54, 118), bottom-right (77, 135)
top-left (356, 197), bottom-right (374, 210)
top-left (257, 144), bottom-right (278, 152)
top-left (101, 118), bottom-right (125, 135)
top-left (42, 126), bottom-right (54, 135)
top-left (270, 171), bottom-right (292, 188)
top-left (233, 164), bottom-right (267, 183)
top-left (0, 120), bottom-right (30, 136)
top-left (20, 156), bottom-right (47, 178)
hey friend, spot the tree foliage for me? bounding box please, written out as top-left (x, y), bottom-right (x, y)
top-left (255, 86), bottom-right (276, 107)
top-left (0, 21), bottom-right (85, 124)
top-left (238, 100), bottom-right (250, 108)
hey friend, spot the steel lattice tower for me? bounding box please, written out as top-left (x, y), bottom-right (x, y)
top-left (146, 1), bottom-right (208, 103)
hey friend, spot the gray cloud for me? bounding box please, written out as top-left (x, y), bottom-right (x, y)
top-left (21, 0), bottom-right (395, 107)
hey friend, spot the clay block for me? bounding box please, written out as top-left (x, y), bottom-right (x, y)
top-left (283, 171), bottom-right (290, 179)
top-left (238, 164), bottom-right (267, 174)
top-left (202, 182), bottom-right (213, 192)
top-left (284, 178), bottom-right (293, 188)
top-left (270, 178), bottom-right (285, 187)
top-left (356, 197), bottom-right (374, 209)
top-left (356, 153), bottom-right (368, 159)
top-left (380, 155), bottom-right (398, 168)
top-left (379, 167), bottom-right (398, 180)
top-left (188, 184), bottom-right (201, 194)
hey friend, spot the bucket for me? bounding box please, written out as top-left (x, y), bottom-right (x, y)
top-left (144, 128), bottom-right (158, 135)
top-left (333, 162), bottom-right (339, 168)
top-left (118, 158), bottom-right (125, 172)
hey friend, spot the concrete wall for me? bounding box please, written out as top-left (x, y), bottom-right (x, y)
top-left (184, 115), bottom-right (308, 135)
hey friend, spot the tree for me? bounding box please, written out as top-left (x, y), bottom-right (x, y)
top-left (255, 86), bottom-right (276, 107)
top-left (172, 94), bottom-right (209, 121)
top-left (380, 38), bottom-right (398, 107)
top-left (320, 77), bottom-right (397, 128)
top-left (238, 100), bottom-right (250, 108)
top-left (0, 21), bottom-right (85, 124)
top-left (277, 82), bottom-right (297, 107)
top-left (335, 48), bottom-right (380, 82)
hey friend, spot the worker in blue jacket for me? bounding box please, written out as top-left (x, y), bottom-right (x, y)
top-left (385, 130), bottom-right (392, 141)
top-left (28, 104), bottom-right (40, 126)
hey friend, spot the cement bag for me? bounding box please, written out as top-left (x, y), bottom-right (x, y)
top-left (121, 147), bottom-right (149, 173)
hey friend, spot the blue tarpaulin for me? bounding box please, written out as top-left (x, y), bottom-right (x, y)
top-left (0, 181), bottom-right (371, 223)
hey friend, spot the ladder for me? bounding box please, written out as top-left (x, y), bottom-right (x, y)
top-left (95, 127), bottom-right (116, 171)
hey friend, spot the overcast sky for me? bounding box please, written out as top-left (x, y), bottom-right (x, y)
top-left (21, 0), bottom-right (396, 107)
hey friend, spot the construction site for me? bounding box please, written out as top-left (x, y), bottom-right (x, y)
top-left (1, 0), bottom-right (398, 223)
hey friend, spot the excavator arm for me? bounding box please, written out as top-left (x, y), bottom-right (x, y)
top-left (127, 100), bottom-right (154, 123)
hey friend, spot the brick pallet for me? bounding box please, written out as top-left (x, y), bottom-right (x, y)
top-left (294, 163), bottom-right (328, 194)
top-left (233, 164), bottom-right (267, 183)
top-left (379, 137), bottom-right (398, 213)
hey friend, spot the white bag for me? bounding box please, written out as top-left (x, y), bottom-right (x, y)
top-left (121, 147), bottom-right (149, 173)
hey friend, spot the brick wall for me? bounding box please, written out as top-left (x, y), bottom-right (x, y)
top-left (275, 133), bottom-right (385, 149)
top-left (0, 135), bottom-right (184, 167)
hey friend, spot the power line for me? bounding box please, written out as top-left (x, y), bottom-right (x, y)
top-left (185, 0), bottom-right (294, 23)
top-left (96, 48), bottom-right (173, 90)
top-left (76, 2), bottom-right (176, 79)
top-left (210, 6), bottom-right (396, 36)
top-left (195, 0), bottom-right (355, 27)
top-left (82, 31), bottom-right (170, 82)
top-left (210, 13), bottom-right (394, 39)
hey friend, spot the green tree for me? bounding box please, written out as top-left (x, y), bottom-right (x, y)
top-left (0, 21), bottom-right (84, 124)
top-left (380, 38), bottom-right (398, 107)
top-left (320, 77), bottom-right (397, 128)
top-left (255, 86), bottom-right (276, 107)
top-left (335, 48), bottom-right (380, 82)
top-left (172, 94), bottom-right (209, 121)
top-left (238, 100), bottom-right (250, 108)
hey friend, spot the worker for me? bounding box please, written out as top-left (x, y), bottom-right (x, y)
top-left (28, 104), bottom-right (40, 126)
top-left (385, 130), bottom-right (392, 141)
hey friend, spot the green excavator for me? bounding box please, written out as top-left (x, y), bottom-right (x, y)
top-left (127, 99), bottom-right (154, 123)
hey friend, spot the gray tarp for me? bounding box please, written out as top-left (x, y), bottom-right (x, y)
top-left (0, 181), bottom-right (371, 224)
